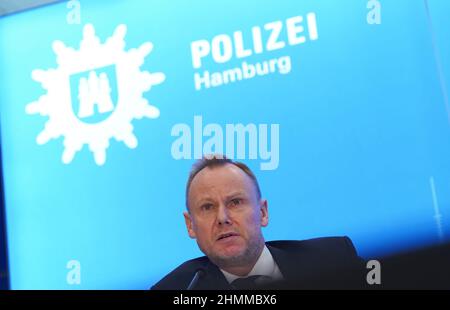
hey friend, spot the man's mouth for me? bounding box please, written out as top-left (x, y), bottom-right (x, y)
top-left (216, 232), bottom-right (239, 241)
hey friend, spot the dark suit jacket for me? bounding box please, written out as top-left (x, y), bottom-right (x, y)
top-left (151, 237), bottom-right (367, 290)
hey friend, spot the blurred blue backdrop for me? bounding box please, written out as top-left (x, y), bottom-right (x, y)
top-left (0, 0), bottom-right (449, 289)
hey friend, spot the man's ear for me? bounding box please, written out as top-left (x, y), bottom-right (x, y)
top-left (260, 199), bottom-right (269, 227)
top-left (183, 211), bottom-right (197, 239)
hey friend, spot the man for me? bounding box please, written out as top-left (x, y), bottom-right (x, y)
top-left (152, 155), bottom-right (366, 290)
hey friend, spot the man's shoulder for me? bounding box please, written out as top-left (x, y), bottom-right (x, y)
top-left (267, 236), bottom-right (358, 257)
top-left (151, 236), bottom-right (363, 290)
top-left (266, 237), bottom-right (365, 289)
top-left (150, 256), bottom-right (210, 290)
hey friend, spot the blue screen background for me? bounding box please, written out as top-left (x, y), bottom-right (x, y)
top-left (0, 0), bottom-right (449, 289)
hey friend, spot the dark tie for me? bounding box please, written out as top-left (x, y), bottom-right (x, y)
top-left (231, 275), bottom-right (262, 290)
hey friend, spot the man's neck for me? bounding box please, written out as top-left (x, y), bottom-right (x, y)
top-left (220, 243), bottom-right (265, 277)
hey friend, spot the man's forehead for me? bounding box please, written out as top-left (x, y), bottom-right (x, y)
top-left (189, 164), bottom-right (254, 197)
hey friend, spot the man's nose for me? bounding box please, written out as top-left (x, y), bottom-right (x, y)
top-left (216, 204), bottom-right (231, 225)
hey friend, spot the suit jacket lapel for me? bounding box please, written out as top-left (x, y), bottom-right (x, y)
top-left (195, 260), bottom-right (231, 290)
top-left (267, 243), bottom-right (310, 284)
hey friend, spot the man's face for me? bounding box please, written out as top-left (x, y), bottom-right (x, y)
top-left (184, 164), bottom-right (268, 268)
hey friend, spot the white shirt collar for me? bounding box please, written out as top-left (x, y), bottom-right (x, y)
top-left (220, 245), bottom-right (284, 284)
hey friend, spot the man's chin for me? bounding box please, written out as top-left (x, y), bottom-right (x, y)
top-left (219, 247), bottom-right (245, 259)
top-left (210, 247), bottom-right (248, 266)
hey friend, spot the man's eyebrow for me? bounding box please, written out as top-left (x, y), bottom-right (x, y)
top-left (225, 192), bottom-right (247, 200)
top-left (193, 197), bottom-right (215, 207)
top-left (193, 192), bottom-right (246, 206)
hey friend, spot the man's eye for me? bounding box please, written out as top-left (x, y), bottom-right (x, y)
top-left (230, 198), bottom-right (242, 206)
top-left (201, 204), bottom-right (213, 211)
